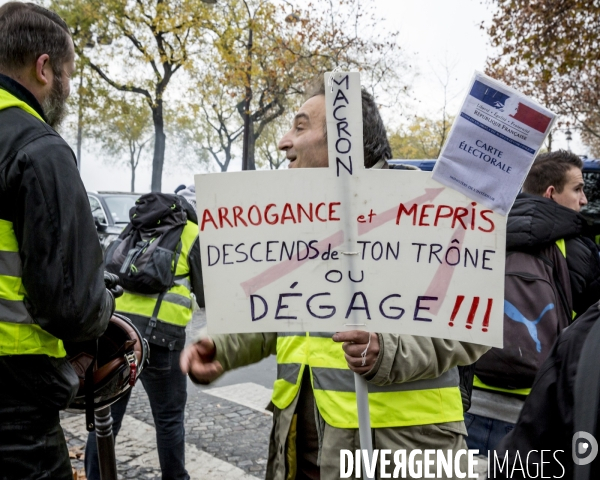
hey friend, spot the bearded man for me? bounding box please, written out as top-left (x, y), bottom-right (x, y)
top-left (0, 3), bottom-right (115, 479)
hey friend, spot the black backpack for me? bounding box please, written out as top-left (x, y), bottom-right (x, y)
top-left (475, 242), bottom-right (573, 390)
top-left (105, 193), bottom-right (187, 294)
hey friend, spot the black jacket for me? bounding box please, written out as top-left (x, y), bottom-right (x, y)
top-left (490, 302), bottom-right (600, 479)
top-left (508, 193), bottom-right (600, 318)
top-left (0, 73), bottom-right (112, 343)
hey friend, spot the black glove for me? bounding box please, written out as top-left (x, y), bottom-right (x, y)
top-left (104, 271), bottom-right (124, 298)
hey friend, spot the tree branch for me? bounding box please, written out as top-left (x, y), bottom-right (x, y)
top-left (88, 61), bottom-right (153, 101)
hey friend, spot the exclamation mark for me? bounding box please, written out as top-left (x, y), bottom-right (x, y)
top-left (482, 298), bottom-right (493, 332)
top-left (449, 295), bottom-right (465, 327)
top-left (465, 297), bottom-right (480, 329)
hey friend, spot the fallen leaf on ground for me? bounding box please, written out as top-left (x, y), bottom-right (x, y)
top-left (69, 445), bottom-right (85, 460)
top-left (72, 467), bottom-right (87, 479)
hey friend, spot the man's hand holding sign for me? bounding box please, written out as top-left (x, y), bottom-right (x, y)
top-left (334, 331), bottom-right (380, 374)
top-left (181, 72), bottom-right (555, 480)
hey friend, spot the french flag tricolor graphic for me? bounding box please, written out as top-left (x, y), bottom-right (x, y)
top-left (509, 103), bottom-right (552, 133)
top-left (469, 80), bottom-right (552, 133)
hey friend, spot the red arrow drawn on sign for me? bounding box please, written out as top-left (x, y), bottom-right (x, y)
top-left (241, 230), bottom-right (344, 296)
top-left (357, 187), bottom-right (444, 236)
top-left (423, 227), bottom-right (467, 315)
top-left (240, 187), bottom-right (446, 296)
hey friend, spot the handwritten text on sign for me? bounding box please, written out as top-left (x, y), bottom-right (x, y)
top-left (195, 72), bottom-right (506, 347)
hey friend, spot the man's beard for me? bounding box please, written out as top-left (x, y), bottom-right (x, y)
top-left (42, 72), bottom-right (68, 129)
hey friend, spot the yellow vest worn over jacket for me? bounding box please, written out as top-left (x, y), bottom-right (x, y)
top-left (0, 90), bottom-right (65, 358)
top-left (115, 221), bottom-right (199, 330)
top-left (272, 332), bottom-right (463, 429)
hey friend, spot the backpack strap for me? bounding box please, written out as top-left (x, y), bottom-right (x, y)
top-left (145, 291), bottom-right (166, 336)
top-left (144, 240), bottom-right (184, 337)
top-left (172, 239), bottom-right (183, 277)
top-left (573, 312), bottom-right (600, 480)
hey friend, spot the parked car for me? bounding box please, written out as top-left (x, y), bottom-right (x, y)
top-left (388, 159), bottom-right (436, 171)
top-left (388, 157), bottom-right (600, 228)
top-left (87, 191), bottom-right (142, 252)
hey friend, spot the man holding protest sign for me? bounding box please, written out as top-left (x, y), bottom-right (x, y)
top-left (181, 81), bottom-right (489, 480)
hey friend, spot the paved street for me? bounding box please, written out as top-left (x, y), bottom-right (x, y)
top-left (63, 308), bottom-right (488, 479)
top-left (63, 308), bottom-right (275, 479)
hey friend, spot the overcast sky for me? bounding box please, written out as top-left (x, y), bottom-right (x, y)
top-left (390, 0), bottom-right (490, 114)
top-left (0, 0), bottom-right (583, 193)
top-left (80, 0), bottom-right (503, 193)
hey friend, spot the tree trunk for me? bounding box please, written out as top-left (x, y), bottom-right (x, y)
top-left (247, 121), bottom-right (256, 170)
top-left (241, 91), bottom-right (251, 170)
top-left (220, 152), bottom-right (229, 172)
top-left (241, 27), bottom-right (255, 170)
top-left (151, 99), bottom-right (166, 192)
top-left (76, 71), bottom-right (84, 171)
top-left (129, 144), bottom-right (136, 192)
top-left (76, 113), bottom-right (83, 171)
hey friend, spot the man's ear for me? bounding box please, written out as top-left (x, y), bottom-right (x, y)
top-left (543, 185), bottom-right (555, 200)
top-left (34, 54), bottom-right (52, 86)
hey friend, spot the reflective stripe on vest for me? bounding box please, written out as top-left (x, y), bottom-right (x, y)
top-left (271, 333), bottom-right (463, 429)
top-left (473, 375), bottom-right (530, 396)
top-left (0, 219), bottom-right (65, 357)
top-left (115, 221), bottom-right (198, 327)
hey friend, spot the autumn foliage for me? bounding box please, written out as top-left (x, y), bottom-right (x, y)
top-left (51, 0), bottom-right (407, 187)
top-left (485, 0), bottom-right (600, 151)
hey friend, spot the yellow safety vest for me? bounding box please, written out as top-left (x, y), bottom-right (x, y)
top-left (0, 90), bottom-right (65, 357)
top-left (0, 88), bottom-right (44, 122)
top-left (272, 333), bottom-right (464, 429)
top-left (116, 221), bottom-right (199, 327)
top-left (0, 220), bottom-right (66, 357)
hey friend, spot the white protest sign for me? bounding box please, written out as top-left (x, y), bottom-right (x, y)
top-left (432, 71), bottom-right (556, 215)
top-left (195, 72), bottom-right (506, 348)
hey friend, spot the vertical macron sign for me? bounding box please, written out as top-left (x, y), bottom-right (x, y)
top-left (195, 72), bottom-right (507, 348)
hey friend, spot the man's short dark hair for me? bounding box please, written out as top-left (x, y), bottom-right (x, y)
top-left (307, 80), bottom-right (392, 168)
top-left (0, 2), bottom-right (71, 77)
top-left (522, 150), bottom-right (583, 195)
